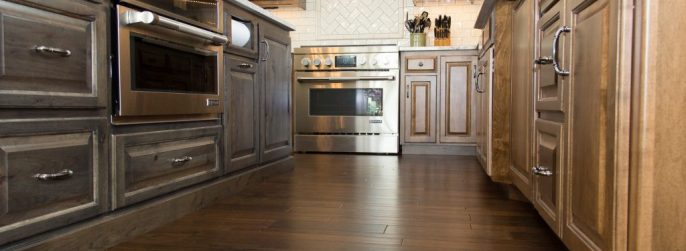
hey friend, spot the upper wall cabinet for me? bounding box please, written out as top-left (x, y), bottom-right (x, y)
top-left (0, 0), bottom-right (107, 108)
top-left (250, 0), bottom-right (306, 9)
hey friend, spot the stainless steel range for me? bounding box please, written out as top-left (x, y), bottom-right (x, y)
top-left (293, 46), bottom-right (399, 154)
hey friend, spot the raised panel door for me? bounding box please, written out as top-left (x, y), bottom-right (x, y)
top-left (510, 0), bottom-right (535, 201)
top-left (404, 75), bottom-right (437, 143)
top-left (259, 23), bottom-right (292, 163)
top-left (563, 0), bottom-right (629, 250)
top-left (535, 1), bottom-right (566, 112)
top-left (225, 55), bottom-right (260, 172)
top-left (533, 119), bottom-right (564, 235)
top-left (439, 56), bottom-right (476, 143)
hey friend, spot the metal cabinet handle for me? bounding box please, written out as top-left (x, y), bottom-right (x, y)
top-left (552, 26), bottom-right (571, 76)
top-left (33, 169), bottom-right (74, 181)
top-left (534, 57), bottom-right (553, 65)
top-left (35, 46), bottom-right (71, 57)
top-left (406, 84), bottom-right (410, 98)
top-left (171, 156), bottom-right (193, 166)
top-left (260, 40), bottom-right (270, 61)
top-left (418, 62), bottom-right (424, 67)
top-left (238, 63), bottom-right (254, 68)
top-left (532, 166), bottom-right (553, 176)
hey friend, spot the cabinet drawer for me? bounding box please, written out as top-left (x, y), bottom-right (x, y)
top-left (406, 57), bottom-right (436, 72)
top-left (0, 0), bottom-right (106, 108)
top-left (0, 118), bottom-right (107, 245)
top-left (112, 126), bottom-right (222, 208)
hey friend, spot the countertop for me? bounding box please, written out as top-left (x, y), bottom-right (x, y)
top-left (226, 0), bottom-right (296, 31)
top-left (398, 45), bottom-right (479, 51)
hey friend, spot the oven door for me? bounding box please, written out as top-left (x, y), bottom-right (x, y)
top-left (116, 5), bottom-right (224, 117)
top-left (294, 71), bottom-right (400, 135)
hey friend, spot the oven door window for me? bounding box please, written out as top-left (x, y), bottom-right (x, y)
top-left (131, 36), bottom-right (217, 94)
top-left (310, 88), bottom-right (383, 116)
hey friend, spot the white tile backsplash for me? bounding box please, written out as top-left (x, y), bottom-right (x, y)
top-left (269, 0), bottom-right (483, 49)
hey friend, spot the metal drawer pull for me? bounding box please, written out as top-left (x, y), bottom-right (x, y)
top-left (33, 169), bottom-right (74, 181)
top-left (418, 62), bottom-right (424, 67)
top-left (534, 57), bottom-right (553, 65)
top-left (552, 26), bottom-right (571, 76)
top-left (238, 63), bottom-right (253, 68)
top-left (532, 166), bottom-right (553, 176)
top-left (35, 46), bottom-right (71, 57)
top-left (171, 156), bottom-right (193, 166)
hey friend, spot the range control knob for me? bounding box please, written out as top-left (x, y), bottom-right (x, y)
top-left (301, 58), bottom-right (311, 66)
top-left (358, 56), bottom-right (367, 65)
top-left (313, 58), bottom-right (322, 67)
top-left (378, 56), bottom-right (389, 66)
top-left (324, 57), bottom-right (333, 67)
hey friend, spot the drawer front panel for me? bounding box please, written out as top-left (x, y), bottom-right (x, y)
top-left (113, 126), bottom-right (222, 208)
top-left (0, 0), bottom-right (105, 108)
top-left (0, 118), bottom-right (107, 245)
top-left (406, 57), bottom-right (436, 72)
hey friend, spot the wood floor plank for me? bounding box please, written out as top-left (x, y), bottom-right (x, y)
top-left (111, 154), bottom-right (566, 250)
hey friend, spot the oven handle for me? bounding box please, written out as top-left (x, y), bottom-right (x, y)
top-left (297, 76), bottom-right (396, 82)
top-left (123, 10), bottom-right (229, 45)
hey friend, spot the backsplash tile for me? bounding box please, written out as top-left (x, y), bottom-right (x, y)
top-left (269, 0), bottom-right (483, 49)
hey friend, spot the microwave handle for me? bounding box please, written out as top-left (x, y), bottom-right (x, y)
top-left (297, 76), bottom-right (396, 82)
top-left (123, 10), bottom-right (229, 45)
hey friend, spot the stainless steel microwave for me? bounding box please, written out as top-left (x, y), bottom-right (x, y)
top-left (114, 4), bottom-right (228, 118)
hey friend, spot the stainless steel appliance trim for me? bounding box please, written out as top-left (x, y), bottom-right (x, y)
top-left (295, 134), bottom-right (399, 154)
top-left (122, 9), bottom-right (228, 45)
top-left (119, 0), bottom-right (222, 33)
top-left (296, 76), bottom-right (395, 82)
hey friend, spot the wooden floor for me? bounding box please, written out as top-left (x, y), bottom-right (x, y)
top-left (111, 154), bottom-right (566, 251)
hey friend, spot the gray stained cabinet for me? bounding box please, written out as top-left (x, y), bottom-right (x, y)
top-left (0, 0), bottom-right (107, 108)
top-left (258, 21), bottom-right (292, 164)
top-left (0, 118), bottom-right (108, 245)
top-left (223, 4), bottom-right (293, 173)
top-left (439, 56), bottom-right (475, 144)
top-left (224, 55), bottom-right (260, 173)
top-left (112, 126), bottom-right (223, 209)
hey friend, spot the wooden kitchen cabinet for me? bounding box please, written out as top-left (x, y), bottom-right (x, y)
top-left (224, 2), bottom-right (260, 59)
top-left (0, 118), bottom-right (108, 245)
top-left (509, 0), bottom-right (535, 201)
top-left (400, 50), bottom-right (477, 154)
top-left (223, 2), bottom-right (293, 170)
top-left (258, 21), bottom-right (292, 164)
top-left (111, 126), bottom-right (223, 209)
top-left (475, 50), bottom-right (492, 174)
top-left (404, 75), bottom-right (437, 143)
top-left (224, 55), bottom-right (260, 173)
top-left (533, 119), bottom-right (564, 235)
top-left (0, 0), bottom-right (108, 108)
top-left (439, 56), bottom-right (476, 144)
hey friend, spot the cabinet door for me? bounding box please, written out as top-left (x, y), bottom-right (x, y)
top-left (0, 0), bottom-right (107, 108)
top-left (475, 54), bottom-right (491, 174)
top-left (404, 75), bottom-right (437, 143)
top-left (0, 118), bottom-right (107, 245)
top-left (510, 0), bottom-right (535, 201)
top-left (563, 0), bottom-right (628, 249)
top-left (259, 23), bottom-right (292, 164)
top-left (439, 56), bottom-right (476, 143)
top-left (533, 119), bottom-right (564, 235)
top-left (225, 55), bottom-right (260, 173)
top-left (535, 1), bottom-right (565, 112)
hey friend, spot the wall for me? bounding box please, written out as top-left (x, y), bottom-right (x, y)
top-left (268, 0), bottom-right (483, 48)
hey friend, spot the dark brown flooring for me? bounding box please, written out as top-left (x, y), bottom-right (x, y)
top-left (111, 154), bottom-right (566, 251)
